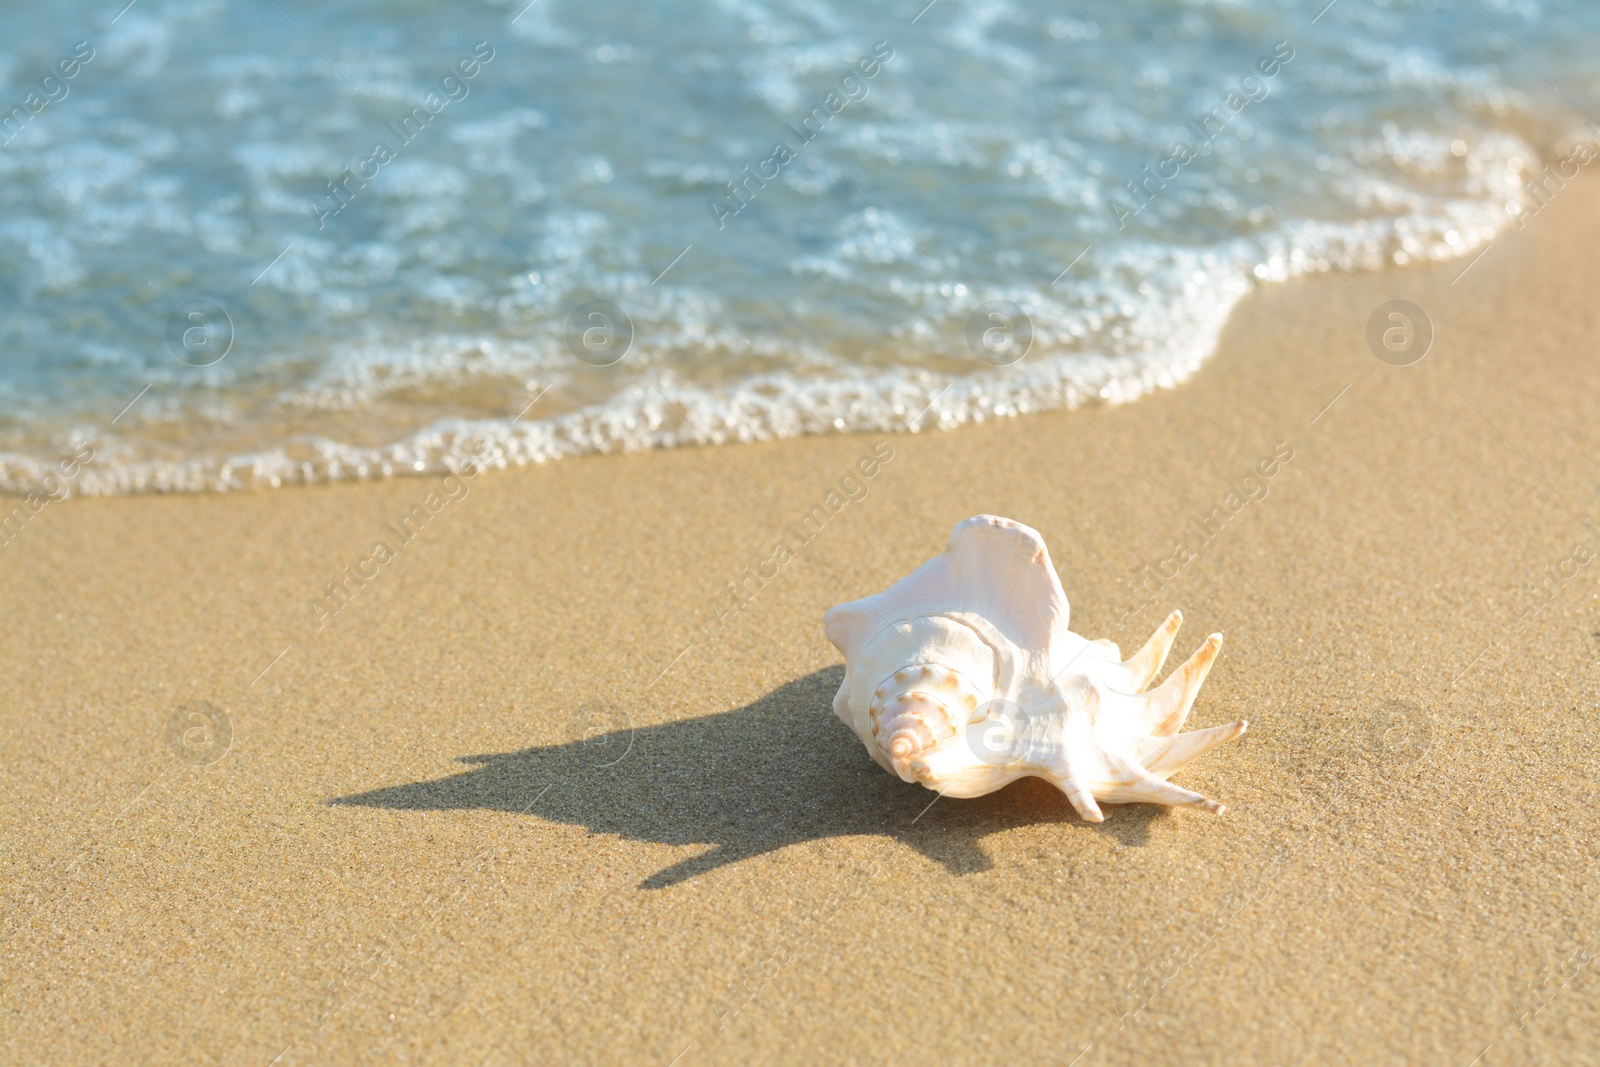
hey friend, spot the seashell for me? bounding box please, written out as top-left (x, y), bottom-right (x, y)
top-left (823, 515), bottom-right (1246, 821)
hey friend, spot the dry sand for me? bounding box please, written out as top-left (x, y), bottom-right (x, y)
top-left (6, 180), bottom-right (1600, 1067)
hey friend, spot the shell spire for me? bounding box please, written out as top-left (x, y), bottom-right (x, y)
top-left (823, 515), bottom-right (1246, 821)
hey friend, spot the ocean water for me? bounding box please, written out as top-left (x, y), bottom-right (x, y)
top-left (1, 0), bottom-right (1596, 495)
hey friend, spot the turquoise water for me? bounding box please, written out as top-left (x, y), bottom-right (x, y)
top-left (1, 0), bottom-right (1595, 494)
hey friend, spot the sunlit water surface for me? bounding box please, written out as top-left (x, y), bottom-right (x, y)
top-left (1, 0), bottom-right (1596, 493)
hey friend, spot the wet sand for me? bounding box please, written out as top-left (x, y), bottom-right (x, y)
top-left (5, 181), bottom-right (1600, 1066)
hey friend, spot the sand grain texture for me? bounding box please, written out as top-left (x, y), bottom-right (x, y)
top-left (5, 184), bottom-right (1600, 1066)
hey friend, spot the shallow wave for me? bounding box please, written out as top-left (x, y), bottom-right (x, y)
top-left (2, 162), bottom-right (1530, 497)
top-left (0, 0), bottom-right (1591, 495)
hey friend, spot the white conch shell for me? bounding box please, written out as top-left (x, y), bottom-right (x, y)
top-left (823, 515), bottom-right (1246, 821)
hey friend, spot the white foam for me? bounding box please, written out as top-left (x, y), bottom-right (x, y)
top-left (0, 0), bottom-right (1589, 497)
top-left (0, 159), bottom-right (1535, 498)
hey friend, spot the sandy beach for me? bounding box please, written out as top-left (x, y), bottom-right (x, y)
top-left (6, 177), bottom-right (1600, 1065)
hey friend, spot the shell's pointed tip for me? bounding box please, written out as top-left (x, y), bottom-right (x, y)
top-left (1211, 803), bottom-right (1227, 816)
top-left (1237, 719), bottom-right (1249, 734)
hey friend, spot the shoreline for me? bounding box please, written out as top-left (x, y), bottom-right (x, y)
top-left (6, 179), bottom-right (1600, 1065)
top-left (1, 180), bottom-right (1541, 501)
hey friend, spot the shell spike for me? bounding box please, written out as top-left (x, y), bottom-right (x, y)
top-left (1141, 633), bottom-right (1222, 737)
top-left (1124, 609), bottom-right (1183, 691)
top-left (1121, 770), bottom-right (1227, 815)
top-left (1139, 719), bottom-right (1249, 776)
top-left (823, 517), bottom-right (1245, 827)
top-left (1053, 777), bottom-right (1104, 822)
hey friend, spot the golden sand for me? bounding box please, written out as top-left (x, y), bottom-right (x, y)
top-left (6, 182), bottom-right (1600, 1066)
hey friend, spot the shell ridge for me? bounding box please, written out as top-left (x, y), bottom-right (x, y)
top-left (824, 516), bottom-right (1244, 820)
